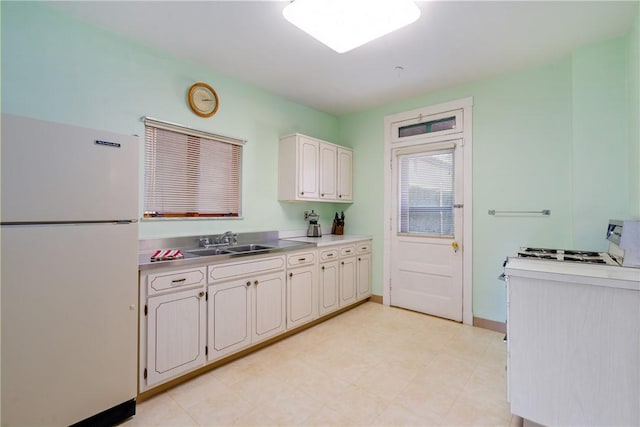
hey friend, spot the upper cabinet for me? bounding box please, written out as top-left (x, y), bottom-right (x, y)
top-left (279, 133), bottom-right (353, 203)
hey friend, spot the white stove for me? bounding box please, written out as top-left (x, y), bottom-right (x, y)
top-left (504, 220), bottom-right (640, 427)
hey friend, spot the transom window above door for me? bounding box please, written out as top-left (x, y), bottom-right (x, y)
top-left (391, 109), bottom-right (462, 142)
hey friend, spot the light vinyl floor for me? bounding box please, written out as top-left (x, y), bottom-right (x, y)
top-left (124, 302), bottom-right (522, 426)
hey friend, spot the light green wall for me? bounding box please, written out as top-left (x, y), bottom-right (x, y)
top-left (340, 58), bottom-right (575, 322)
top-left (2, 2), bottom-right (638, 323)
top-left (629, 6), bottom-right (640, 218)
top-left (572, 37), bottom-right (630, 250)
top-left (341, 30), bottom-right (637, 322)
top-left (0, 1), bottom-right (345, 239)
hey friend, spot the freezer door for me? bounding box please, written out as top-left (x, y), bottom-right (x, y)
top-left (1, 223), bottom-right (138, 426)
top-left (1, 114), bottom-right (138, 222)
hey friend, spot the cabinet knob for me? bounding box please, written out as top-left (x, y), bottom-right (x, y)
top-left (322, 266), bottom-right (325, 270)
top-left (321, 193), bottom-right (325, 197)
top-left (300, 192), bottom-right (304, 195)
top-left (289, 272), bottom-right (293, 278)
top-left (246, 281), bottom-right (251, 287)
top-left (358, 257), bottom-right (361, 261)
top-left (254, 280), bottom-right (259, 286)
top-left (339, 195), bottom-right (342, 198)
top-left (198, 291), bottom-right (205, 298)
top-left (341, 261), bottom-right (344, 265)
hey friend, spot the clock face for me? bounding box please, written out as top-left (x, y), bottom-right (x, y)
top-left (188, 83), bottom-right (219, 117)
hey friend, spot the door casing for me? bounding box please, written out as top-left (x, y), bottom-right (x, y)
top-left (383, 97), bottom-right (473, 325)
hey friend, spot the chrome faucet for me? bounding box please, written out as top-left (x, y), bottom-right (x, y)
top-left (214, 231), bottom-right (237, 245)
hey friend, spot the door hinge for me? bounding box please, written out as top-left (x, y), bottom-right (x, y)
top-left (144, 304), bottom-right (148, 316)
top-left (143, 368), bottom-right (147, 379)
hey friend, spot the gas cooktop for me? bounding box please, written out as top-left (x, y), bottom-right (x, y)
top-left (517, 247), bottom-right (619, 265)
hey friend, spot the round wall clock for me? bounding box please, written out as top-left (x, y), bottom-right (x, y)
top-left (187, 82), bottom-right (219, 118)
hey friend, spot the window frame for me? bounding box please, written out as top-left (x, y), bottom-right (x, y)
top-left (142, 117), bottom-right (245, 220)
top-left (391, 109), bottom-right (462, 143)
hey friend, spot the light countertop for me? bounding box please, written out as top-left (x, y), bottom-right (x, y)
top-left (282, 234), bottom-right (372, 247)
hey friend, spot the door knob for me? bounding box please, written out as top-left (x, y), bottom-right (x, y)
top-left (451, 241), bottom-right (459, 253)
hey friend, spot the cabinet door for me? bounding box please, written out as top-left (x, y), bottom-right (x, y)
top-left (356, 253), bottom-right (372, 300)
top-left (287, 265), bottom-right (317, 329)
top-left (337, 147), bottom-right (353, 201)
top-left (319, 261), bottom-right (340, 315)
top-left (319, 142), bottom-right (337, 200)
top-left (339, 256), bottom-right (357, 307)
top-left (252, 272), bottom-right (286, 343)
top-left (146, 288), bottom-right (206, 386)
top-left (298, 136), bottom-right (319, 199)
top-left (208, 280), bottom-right (251, 361)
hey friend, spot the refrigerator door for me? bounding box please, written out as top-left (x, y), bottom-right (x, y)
top-left (1, 223), bottom-right (138, 426)
top-left (1, 114), bottom-right (139, 223)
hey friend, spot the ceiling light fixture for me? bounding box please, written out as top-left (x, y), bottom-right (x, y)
top-left (282, 0), bottom-right (421, 54)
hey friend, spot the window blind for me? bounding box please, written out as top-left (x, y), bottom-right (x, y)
top-left (144, 120), bottom-right (243, 218)
top-left (398, 148), bottom-right (454, 236)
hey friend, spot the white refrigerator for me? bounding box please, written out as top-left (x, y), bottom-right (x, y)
top-left (1, 114), bottom-right (139, 426)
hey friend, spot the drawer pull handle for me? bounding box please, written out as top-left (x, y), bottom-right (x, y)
top-left (298, 257), bottom-right (306, 261)
top-left (327, 254), bottom-right (334, 257)
top-left (345, 250), bottom-right (352, 253)
top-left (171, 278), bottom-right (187, 284)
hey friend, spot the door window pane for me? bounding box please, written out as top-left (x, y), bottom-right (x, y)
top-left (398, 149), bottom-right (454, 236)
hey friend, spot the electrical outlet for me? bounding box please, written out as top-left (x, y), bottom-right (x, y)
top-left (304, 211), bottom-right (309, 220)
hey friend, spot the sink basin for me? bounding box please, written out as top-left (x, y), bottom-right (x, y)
top-left (187, 247), bottom-right (230, 256)
top-left (224, 244), bottom-right (274, 253)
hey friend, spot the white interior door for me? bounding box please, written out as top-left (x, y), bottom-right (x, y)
top-left (390, 140), bottom-right (463, 321)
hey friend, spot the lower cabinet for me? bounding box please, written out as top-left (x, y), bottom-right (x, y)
top-left (140, 267), bottom-right (208, 389)
top-left (356, 242), bottom-right (372, 300)
top-left (207, 256), bottom-right (286, 363)
top-left (319, 259), bottom-right (340, 315)
top-left (207, 278), bottom-right (251, 361)
top-left (146, 288), bottom-right (207, 387)
top-left (339, 255), bottom-right (357, 307)
top-left (140, 239), bottom-right (372, 393)
top-left (287, 265), bottom-right (316, 328)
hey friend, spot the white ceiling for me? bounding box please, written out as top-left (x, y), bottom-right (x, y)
top-left (50, 1), bottom-right (638, 116)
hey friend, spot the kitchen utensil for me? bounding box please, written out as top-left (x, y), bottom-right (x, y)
top-left (307, 209), bottom-right (322, 237)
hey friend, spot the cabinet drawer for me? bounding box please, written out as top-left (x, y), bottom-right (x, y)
top-left (147, 267), bottom-right (206, 295)
top-left (209, 256), bottom-right (285, 283)
top-left (287, 251), bottom-right (316, 267)
top-left (356, 242), bottom-right (371, 254)
top-left (319, 248), bottom-right (339, 262)
top-left (340, 245), bottom-right (356, 257)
